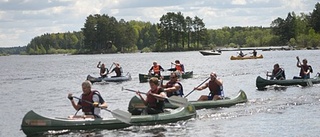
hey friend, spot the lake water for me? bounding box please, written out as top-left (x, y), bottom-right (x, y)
top-left (1, 50), bottom-right (319, 137)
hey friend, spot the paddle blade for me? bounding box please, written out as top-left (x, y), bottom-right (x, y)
top-left (167, 96), bottom-right (189, 107)
top-left (110, 109), bottom-right (132, 124)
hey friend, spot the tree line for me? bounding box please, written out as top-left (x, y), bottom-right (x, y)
top-left (13, 2), bottom-right (320, 54)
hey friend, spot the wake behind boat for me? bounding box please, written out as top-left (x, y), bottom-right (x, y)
top-left (87, 72), bottom-right (132, 83)
top-left (21, 103), bottom-right (196, 136)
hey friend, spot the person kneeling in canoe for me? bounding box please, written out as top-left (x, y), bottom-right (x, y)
top-left (67, 80), bottom-right (108, 118)
top-left (109, 62), bottom-right (123, 77)
top-left (136, 77), bottom-right (167, 115)
top-left (266, 63), bottom-right (286, 80)
top-left (194, 72), bottom-right (224, 101)
top-left (161, 72), bottom-right (184, 97)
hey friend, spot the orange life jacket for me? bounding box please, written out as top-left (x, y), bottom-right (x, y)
top-left (153, 65), bottom-right (161, 74)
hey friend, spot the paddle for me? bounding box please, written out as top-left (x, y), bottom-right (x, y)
top-left (121, 87), bottom-right (188, 107)
top-left (107, 63), bottom-right (114, 74)
top-left (184, 76), bottom-right (210, 98)
top-left (72, 96), bottom-right (131, 124)
top-left (297, 56), bottom-right (313, 86)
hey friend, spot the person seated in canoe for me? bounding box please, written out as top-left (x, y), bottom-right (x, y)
top-left (136, 77), bottom-right (167, 115)
top-left (194, 72), bottom-right (224, 101)
top-left (294, 57), bottom-right (313, 79)
top-left (251, 49), bottom-right (257, 57)
top-left (97, 61), bottom-right (108, 78)
top-left (238, 50), bottom-right (245, 57)
top-left (169, 60), bottom-right (185, 75)
top-left (67, 80), bottom-right (108, 118)
top-left (109, 62), bottom-right (123, 77)
top-left (161, 72), bottom-right (184, 97)
top-left (266, 63), bottom-right (286, 80)
top-left (148, 61), bottom-right (165, 76)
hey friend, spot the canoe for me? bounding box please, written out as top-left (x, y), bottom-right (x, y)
top-left (21, 105), bottom-right (196, 136)
top-left (128, 90), bottom-right (247, 114)
top-left (87, 73), bottom-right (132, 83)
top-left (255, 75), bottom-right (320, 90)
top-left (230, 54), bottom-right (263, 60)
top-left (138, 71), bottom-right (193, 83)
top-left (199, 50), bottom-right (221, 56)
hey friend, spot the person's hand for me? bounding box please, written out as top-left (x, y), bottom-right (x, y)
top-left (171, 62), bottom-right (174, 65)
top-left (136, 91), bottom-right (141, 96)
top-left (93, 102), bottom-right (100, 107)
top-left (68, 93), bottom-right (73, 100)
top-left (99, 61), bottom-right (101, 64)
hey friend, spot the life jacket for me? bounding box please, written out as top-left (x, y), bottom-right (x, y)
top-left (175, 64), bottom-right (184, 72)
top-left (273, 68), bottom-right (286, 80)
top-left (165, 81), bottom-right (184, 97)
top-left (146, 87), bottom-right (164, 108)
top-left (208, 80), bottom-right (223, 96)
top-left (80, 90), bottom-right (102, 115)
top-left (113, 67), bottom-right (122, 77)
top-left (152, 65), bottom-right (161, 74)
top-left (300, 65), bottom-right (312, 77)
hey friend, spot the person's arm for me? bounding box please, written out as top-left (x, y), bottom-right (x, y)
top-left (159, 65), bottom-right (165, 71)
top-left (68, 93), bottom-right (82, 110)
top-left (214, 78), bottom-right (223, 86)
top-left (136, 91), bottom-right (147, 105)
top-left (195, 83), bottom-right (209, 90)
top-left (149, 88), bottom-right (167, 101)
top-left (149, 67), bottom-right (153, 73)
top-left (164, 83), bottom-right (180, 93)
top-left (97, 61), bottom-right (101, 68)
top-left (92, 94), bottom-right (108, 109)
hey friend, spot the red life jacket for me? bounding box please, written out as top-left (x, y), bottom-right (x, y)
top-left (146, 87), bottom-right (162, 108)
top-left (208, 80), bottom-right (223, 96)
top-left (80, 90), bottom-right (100, 114)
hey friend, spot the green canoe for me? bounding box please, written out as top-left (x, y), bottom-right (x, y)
top-left (21, 104), bottom-right (196, 136)
top-left (256, 75), bottom-right (320, 90)
top-left (138, 71), bottom-right (193, 83)
top-left (128, 90), bottom-right (247, 114)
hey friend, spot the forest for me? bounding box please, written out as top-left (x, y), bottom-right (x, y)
top-left (1, 2), bottom-right (319, 55)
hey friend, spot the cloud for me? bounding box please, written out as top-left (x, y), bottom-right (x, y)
top-left (0, 0), bottom-right (318, 47)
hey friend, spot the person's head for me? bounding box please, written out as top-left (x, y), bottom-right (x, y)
top-left (302, 59), bottom-right (308, 65)
top-left (149, 77), bottom-right (159, 89)
top-left (175, 60), bottom-right (180, 64)
top-left (101, 63), bottom-right (105, 68)
top-left (82, 80), bottom-right (92, 95)
top-left (169, 72), bottom-right (178, 81)
top-left (114, 62), bottom-right (120, 67)
top-left (273, 64), bottom-right (280, 69)
top-left (153, 61), bottom-right (158, 66)
top-left (210, 72), bottom-right (217, 80)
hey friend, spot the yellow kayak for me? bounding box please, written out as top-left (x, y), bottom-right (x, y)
top-left (230, 54), bottom-right (263, 60)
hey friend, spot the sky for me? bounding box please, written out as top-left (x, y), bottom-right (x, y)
top-left (0, 0), bottom-right (318, 47)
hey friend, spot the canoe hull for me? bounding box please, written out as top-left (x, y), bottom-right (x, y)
top-left (21, 105), bottom-right (196, 136)
top-left (255, 76), bottom-right (320, 90)
top-left (230, 54), bottom-right (263, 60)
top-left (138, 71), bottom-right (193, 83)
top-left (128, 90), bottom-right (247, 114)
top-left (87, 73), bottom-right (131, 83)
